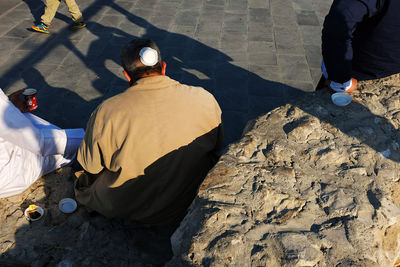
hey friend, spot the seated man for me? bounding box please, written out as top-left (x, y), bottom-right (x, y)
top-left (321, 0), bottom-right (400, 92)
top-left (74, 38), bottom-right (223, 226)
top-left (0, 89), bottom-right (84, 198)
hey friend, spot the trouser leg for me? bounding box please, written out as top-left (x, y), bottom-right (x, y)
top-left (40, 128), bottom-right (84, 176)
top-left (41, 0), bottom-right (61, 26)
top-left (41, 154), bottom-right (70, 175)
top-left (63, 0), bottom-right (84, 23)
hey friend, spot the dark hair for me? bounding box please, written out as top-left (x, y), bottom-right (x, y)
top-left (120, 39), bottom-right (162, 82)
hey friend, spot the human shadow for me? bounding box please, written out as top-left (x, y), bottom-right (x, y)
top-left (66, 21), bottom-right (133, 99)
top-left (20, 68), bottom-right (94, 128)
top-left (21, 0), bottom-right (45, 24)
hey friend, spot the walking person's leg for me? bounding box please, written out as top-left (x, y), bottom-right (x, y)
top-left (41, 0), bottom-right (61, 26)
top-left (32, 0), bottom-right (61, 33)
top-left (64, 0), bottom-right (86, 30)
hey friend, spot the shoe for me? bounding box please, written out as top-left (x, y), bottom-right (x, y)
top-left (329, 78), bottom-right (358, 94)
top-left (69, 21), bottom-right (86, 30)
top-left (344, 78), bottom-right (358, 93)
top-left (31, 23), bottom-right (49, 34)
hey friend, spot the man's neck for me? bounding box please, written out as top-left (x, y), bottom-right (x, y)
top-left (130, 73), bottom-right (163, 86)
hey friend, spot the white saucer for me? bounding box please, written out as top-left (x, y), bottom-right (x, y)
top-left (59, 198), bottom-right (77, 213)
top-left (331, 92), bottom-right (352, 106)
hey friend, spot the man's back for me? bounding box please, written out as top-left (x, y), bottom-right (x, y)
top-left (75, 75), bottom-right (223, 225)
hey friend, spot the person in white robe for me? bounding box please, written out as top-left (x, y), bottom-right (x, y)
top-left (0, 89), bottom-right (84, 198)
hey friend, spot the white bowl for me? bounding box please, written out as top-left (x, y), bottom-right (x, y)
top-left (331, 92), bottom-right (352, 106)
top-left (24, 205), bottom-right (44, 221)
top-left (59, 198), bottom-right (77, 213)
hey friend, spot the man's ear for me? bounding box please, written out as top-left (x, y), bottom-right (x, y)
top-left (161, 61), bottom-right (166, 75)
top-left (122, 70), bottom-right (131, 82)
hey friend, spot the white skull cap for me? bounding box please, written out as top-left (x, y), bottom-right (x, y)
top-left (139, 47), bottom-right (158, 66)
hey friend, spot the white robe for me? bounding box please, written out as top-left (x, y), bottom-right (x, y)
top-left (0, 89), bottom-right (84, 198)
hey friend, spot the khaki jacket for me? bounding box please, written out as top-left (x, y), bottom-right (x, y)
top-left (75, 75), bottom-right (223, 225)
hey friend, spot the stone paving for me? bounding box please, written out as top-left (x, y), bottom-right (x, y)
top-left (0, 0), bottom-right (332, 145)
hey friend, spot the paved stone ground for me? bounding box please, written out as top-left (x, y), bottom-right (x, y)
top-left (0, 0), bottom-right (332, 145)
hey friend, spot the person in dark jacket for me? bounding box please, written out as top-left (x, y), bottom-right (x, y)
top-left (321, 0), bottom-right (400, 92)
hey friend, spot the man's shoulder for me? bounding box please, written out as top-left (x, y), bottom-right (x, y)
top-left (97, 95), bottom-right (119, 111)
top-left (174, 80), bottom-right (216, 100)
top-left (94, 92), bottom-right (129, 116)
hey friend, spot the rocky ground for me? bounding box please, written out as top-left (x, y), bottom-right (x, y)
top-left (168, 74), bottom-right (400, 266)
top-left (0, 168), bottom-right (175, 266)
top-left (1, 75), bottom-right (400, 266)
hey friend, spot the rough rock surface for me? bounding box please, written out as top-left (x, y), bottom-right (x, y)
top-left (0, 168), bottom-right (175, 266)
top-left (168, 74), bottom-right (400, 266)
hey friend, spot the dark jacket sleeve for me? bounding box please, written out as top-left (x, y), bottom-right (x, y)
top-left (321, 0), bottom-right (383, 83)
